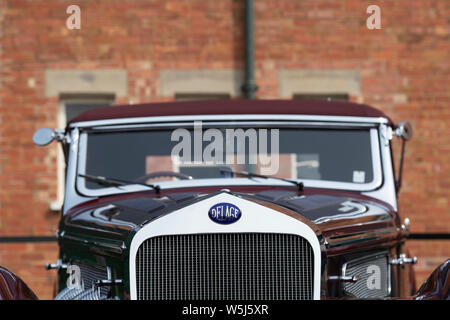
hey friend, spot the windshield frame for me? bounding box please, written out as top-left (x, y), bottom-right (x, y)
top-left (74, 118), bottom-right (384, 198)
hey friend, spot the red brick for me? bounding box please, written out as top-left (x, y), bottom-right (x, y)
top-left (0, 0), bottom-right (448, 299)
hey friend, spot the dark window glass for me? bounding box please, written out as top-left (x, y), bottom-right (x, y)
top-left (84, 128), bottom-right (375, 189)
top-left (65, 102), bottom-right (111, 123)
top-left (293, 93), bottom-right (349, 102)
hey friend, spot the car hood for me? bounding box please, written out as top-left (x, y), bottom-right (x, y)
top-left (62, 186), bottom-right (401, 254)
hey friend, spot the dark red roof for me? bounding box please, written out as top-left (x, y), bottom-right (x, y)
top-left (68, 99), bottom-right (393, 126)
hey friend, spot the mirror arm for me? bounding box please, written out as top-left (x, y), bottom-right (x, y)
top-left (394, 121), bottom-right (412, 194)
top-left (49, 129), bottom-right (70, 163)
top-left (54, 129), bottom-right (68, 143)
top-left (61, 141), bottom-right (69, 162)
top-left (395, 138), bottom-right (406, 193)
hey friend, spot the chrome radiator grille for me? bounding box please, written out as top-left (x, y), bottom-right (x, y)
top-left (343, 253), bottom-right (390, 298)
top-left (74, 261), bottom-right (109, 296)
top-left (135, 233), bottom-right (314, 300)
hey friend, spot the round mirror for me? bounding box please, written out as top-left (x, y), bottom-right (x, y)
top-left (33, 128), bottom-right (55, 146)
top-left (396, 121), bottom-right (413, 141)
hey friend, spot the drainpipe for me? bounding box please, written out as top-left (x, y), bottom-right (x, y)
top-left (242, 0), bottom-right (258, 99)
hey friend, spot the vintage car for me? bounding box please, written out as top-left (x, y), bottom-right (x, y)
top-left (3, 99), bottom-right (448, 300)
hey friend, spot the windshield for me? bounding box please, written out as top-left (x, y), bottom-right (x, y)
top-left (78, 125), bottom-right (380, 192)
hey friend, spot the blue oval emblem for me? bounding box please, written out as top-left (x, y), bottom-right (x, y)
top-left (208, 203), bottom-right (242, 224)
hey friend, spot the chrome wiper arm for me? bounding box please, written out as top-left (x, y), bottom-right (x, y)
top-left (78, 174), bottom-right (161, 193)
top-left (220, 169), bottom-right (304, 191)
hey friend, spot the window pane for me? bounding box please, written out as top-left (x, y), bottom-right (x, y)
top-left (293, 94), bottom-right (349, 102)
top-left (83, 128), bottom-right (375, 188)
top-left (65, 102), bottom-right (112, 123)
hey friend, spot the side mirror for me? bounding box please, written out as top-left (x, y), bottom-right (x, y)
top-left (33, 128), bottom-right (66, 146)
top-left (33, 128), bottom-right (56, 146)
top-left (396, 121), bottom-right (413, 141)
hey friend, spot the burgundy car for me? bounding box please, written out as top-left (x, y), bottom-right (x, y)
top-left (2, 99), bottom-right (448, 300)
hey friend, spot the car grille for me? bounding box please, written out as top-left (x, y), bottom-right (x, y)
top-left (75, 262), bottom-right (109, 296)
top-left (343, 253), bottom-right (390, 298)
top-left (135, 233), bottom-right (314, 300)
top-left (54, 261), bottom-right (110, 299)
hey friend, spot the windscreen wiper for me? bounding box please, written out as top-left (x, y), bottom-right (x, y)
top-left (78, 174), bottom-right (161, 193)
top-left (220, 169), bottom-right (304, 191)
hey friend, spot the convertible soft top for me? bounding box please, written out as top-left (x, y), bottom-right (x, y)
top-left (68, 99), bottom-right (393, 127)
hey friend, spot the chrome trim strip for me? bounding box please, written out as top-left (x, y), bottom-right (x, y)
top-left (325, 225), bottom-right (398, 250)
top-left (70, 114), bottom-right (389, 128)
top-left (84, 121), bottom-right (377, 131)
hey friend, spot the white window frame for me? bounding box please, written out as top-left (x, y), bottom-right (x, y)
top-left (74, 119), bottom-right (384, 198)
top-left (50, 96), bottom-right (114, 211)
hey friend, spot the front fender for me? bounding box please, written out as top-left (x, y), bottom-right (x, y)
top-left (0, 266), bottom-right (38, 300)
top-left (414, 259), bottom-right (450, 300)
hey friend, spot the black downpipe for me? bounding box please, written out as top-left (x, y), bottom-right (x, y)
top-left (242, 0), bottom-right (258, 99)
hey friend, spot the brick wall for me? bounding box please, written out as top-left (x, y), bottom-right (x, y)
top-left (0, 0), bottom-right (448, 299)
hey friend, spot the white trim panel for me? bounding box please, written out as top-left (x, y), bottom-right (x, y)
top-left (129, 192), bottom-right (322, 300)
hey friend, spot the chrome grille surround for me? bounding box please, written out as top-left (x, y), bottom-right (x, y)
top-left (343, 252), bottom-right (390, 298)
top-left (135, 233), bottom-right (314, 300)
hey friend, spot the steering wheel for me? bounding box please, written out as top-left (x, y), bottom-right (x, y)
top-left (133, 171), bottom-right (192, 183)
